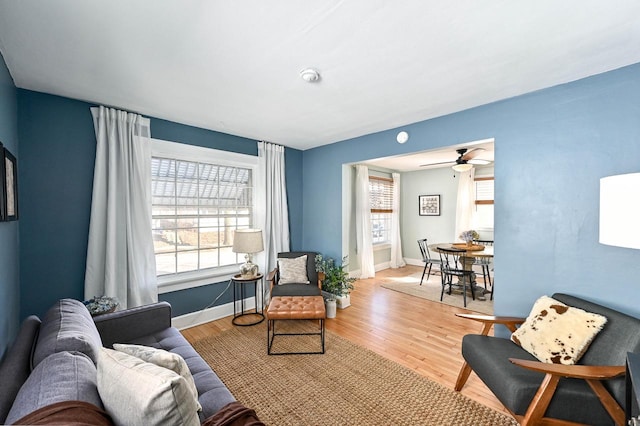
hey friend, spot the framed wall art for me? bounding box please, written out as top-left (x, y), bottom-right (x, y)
top-left (2, 145), bottom-right (18, 221)
top-left (418, 194), bottom-right (440, 216)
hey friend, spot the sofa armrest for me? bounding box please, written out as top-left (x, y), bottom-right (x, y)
top-left (93, 302), bottom-right (172, 348)
top-left (456, 313), bottom-right (525, 334)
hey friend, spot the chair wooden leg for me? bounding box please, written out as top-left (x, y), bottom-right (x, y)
top-left (454, 361), bottom-right (473, 391)
top-left (586, 379), bottom-right (625, 426)
top-left (426, 263), bottom-right (433, 281)
top-left (522, 373), bottom-right (560, 426)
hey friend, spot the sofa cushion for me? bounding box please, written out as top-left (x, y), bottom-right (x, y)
top-left (511, 295), bottom-right (607, 364)
top-left (33, 299), bottom-right (103, 367)
top-left (97, 348), bottom-right (200, 426)
top-left (113, 343), bottom-right (202, 411)
top-left (5, 351), bottom-right (103, 425)
top-left (278, 255), bottom-right (309, 284)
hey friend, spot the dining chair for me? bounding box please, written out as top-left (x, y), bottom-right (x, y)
top-left (472, 239), bottom-right (493, 300)
top-left (417, 239), bottom-right (443, 285)
top-left (438, 247), bottom-right (476, 307)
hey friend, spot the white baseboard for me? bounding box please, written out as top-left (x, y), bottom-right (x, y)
top-left (404, 257), bottom-right (422, 266)
top-left (171, 298), bottom-right (256, 330)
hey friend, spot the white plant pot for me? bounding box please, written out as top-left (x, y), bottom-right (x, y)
top-left (336, 294), bottom-right (351, 309)
top-left (322, 291), bottom-right (351, 310)
top-left (325, 299), bottom-right (337, 318)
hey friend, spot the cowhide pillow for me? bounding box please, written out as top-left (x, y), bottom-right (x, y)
top-left (510, 295), bottom-right (607, 365)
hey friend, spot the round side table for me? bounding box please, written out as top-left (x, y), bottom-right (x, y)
top-left (231, 273), bottom-right (265, 326)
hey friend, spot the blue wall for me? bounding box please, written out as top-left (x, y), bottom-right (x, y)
top-left (302, 62), bottom-right (640, 320)
top-left (0, 52), bottom-right (19, 358)
top-left (17, 90), bottom-right (304, 318)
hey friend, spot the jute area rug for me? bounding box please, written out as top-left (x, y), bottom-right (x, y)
top-left (192, 322), bottom-right (516, 426)
top-left (380, 271), bottom-right (494, 315)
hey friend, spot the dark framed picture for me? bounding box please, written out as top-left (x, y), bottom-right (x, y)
top-left (419, 194), bottom-right (440, 216)
top-left (2, 146), bottom-right (18, 221)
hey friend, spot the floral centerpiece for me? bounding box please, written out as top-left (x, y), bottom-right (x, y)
top-left (315, 254), bottom-right (356, 301)
top-left (459, 230), bottom-right (480, 245)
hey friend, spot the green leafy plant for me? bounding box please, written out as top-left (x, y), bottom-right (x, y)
top-left (315, 255), bottom-right (356, 301)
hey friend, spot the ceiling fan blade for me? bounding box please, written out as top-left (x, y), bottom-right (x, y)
top-left (468, 159), bottom-right (491, 165)
top-left (461, 148), bottom-right (485, 160)
top-left (419, 161), bottom-right (455, 167)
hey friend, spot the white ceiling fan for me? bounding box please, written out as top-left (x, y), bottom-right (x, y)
top-left (420, 148), bottom-right (491, 172)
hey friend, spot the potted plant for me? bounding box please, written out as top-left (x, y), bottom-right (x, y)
top-left (315, 255), bottom-right (356, 318)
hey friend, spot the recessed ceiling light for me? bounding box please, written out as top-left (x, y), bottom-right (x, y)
top-left (396, 131), bottom-right (409, 144)
top-left (300, 68), bottom-right (320, 83)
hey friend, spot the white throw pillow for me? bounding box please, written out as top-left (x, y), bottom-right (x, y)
top-left (113, 343), bottom-right (201, 412)
top-left (510, 295), bottom-right (607, 365)
top-left (278, 255), bottom-right (310, 284)
top-left (97, 348), bottom-right (200, 426)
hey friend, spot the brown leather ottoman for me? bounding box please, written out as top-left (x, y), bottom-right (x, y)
top-left (266, 296), bottom-right (326, 355)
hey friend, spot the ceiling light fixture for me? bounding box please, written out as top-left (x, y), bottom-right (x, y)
top-left (300, 68), bottom-right (320, 83)
top-left (396, 131), bottom-right (409, 144)
top-left (452, 163), bottom-right (473, 172)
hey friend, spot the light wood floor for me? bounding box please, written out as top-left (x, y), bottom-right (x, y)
top-left (181, 265), bottom-right (508, 415)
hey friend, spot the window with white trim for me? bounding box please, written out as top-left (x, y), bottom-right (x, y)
top-left (369, 176), bottom-right (393, 244)
top-left (151, 139), bottom-right (257, 290)
top-left (474, 177), bottom-right (494, 229)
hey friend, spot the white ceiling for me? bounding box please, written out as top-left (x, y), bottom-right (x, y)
top-left (1, 1), bottom-right (639, 151)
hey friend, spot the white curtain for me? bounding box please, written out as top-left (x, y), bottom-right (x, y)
top-left (256, 142), bottom-right (290, 283)
top-left (389, 173), bottom-right (406, 268)
top-left (455, 168), bottom-right (476, 241)
top-left (84, 106), bottom-right (157, 309)
top-left (355, 165), bottom-right (375, 278)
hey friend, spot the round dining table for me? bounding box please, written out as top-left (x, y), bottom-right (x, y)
top-left (428, 243), bottom-right (494, 299)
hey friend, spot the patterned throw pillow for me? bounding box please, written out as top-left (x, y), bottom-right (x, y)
top-left (511, 295), bottom-right (607, 365)
top-left (278, 255), bottom-right (310, 284)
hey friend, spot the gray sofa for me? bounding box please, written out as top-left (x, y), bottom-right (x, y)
top-left (0, 298), bottom-right (235, 424)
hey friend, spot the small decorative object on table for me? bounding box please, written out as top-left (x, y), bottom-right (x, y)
top-left (459, 230), bottom-right (480, 247)
top-left (83, 296), bottom-right (119, 316)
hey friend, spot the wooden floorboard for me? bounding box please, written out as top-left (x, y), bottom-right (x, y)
top-left (181, 265), bottom-right (509, 416)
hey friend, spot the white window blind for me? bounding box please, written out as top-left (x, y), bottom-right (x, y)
top-left (475, 178), bottom-right (494, 204)
top-left (369, 176), bottom-right (393, 244)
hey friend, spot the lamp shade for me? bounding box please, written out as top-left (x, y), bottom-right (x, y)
top-left (599, 173), bottom-right (640, 249)
top-left (452, 163), bottom-right (473, 172)
top-left (232, 229), bottom-right (264, 254)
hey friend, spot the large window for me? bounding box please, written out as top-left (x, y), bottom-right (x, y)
top-left (369, 176), bottom-right (393, 244)
top-left (151, 140), bottom-right (257, 290)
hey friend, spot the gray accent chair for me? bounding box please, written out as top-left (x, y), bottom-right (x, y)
top-left (454, 293), bottom-right (640, 425)
top-left (267, 251), bottom-right (322, 297)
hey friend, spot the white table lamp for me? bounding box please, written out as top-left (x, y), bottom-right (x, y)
top-left (232, 229), bottom-right (264, 277)
top-left (599, 172), bottom-right (640, 249)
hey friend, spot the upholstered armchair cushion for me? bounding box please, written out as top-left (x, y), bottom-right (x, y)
top-left (270, 252), bottom-right (321, 297)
